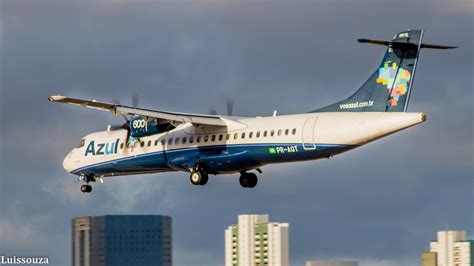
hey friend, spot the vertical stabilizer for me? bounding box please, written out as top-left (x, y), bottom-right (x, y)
top-left (314, 30), bottom-right (456, 113)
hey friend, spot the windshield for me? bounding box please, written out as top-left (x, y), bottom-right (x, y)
top-left (77, 139), bottom-right (85, 148)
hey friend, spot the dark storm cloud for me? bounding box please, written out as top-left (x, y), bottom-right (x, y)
top-left (0, 1), bottom-right (472, 265)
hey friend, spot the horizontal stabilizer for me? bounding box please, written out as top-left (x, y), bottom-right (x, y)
top-left (420, 43), bottom-right (458, 49)
top-left (315, 29), bottom-right (457, 113)
top-left (358, 38), bottom-right (457, 50)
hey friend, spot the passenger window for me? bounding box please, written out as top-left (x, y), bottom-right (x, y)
top-left (226, 134), bottom-right (230, 140)
top-left (292, 128), bottom-right (296, 135)
top-left (154, 140), bottom-right (159, 146)
top-left (197, 136), bottom-right (201, 143)
top-left (234, 133), bottom-right (238, 140)
top-left (147, 140), bottom-right (152, 147)
top-left (204, 135), bottom-right (209, 142)
top-left (270, 130), bottom-right (275, 137)
top-left (168, 139), bottom-right (173, 145)
top-left (263, 131), bottom-right (268, 137)
top-left (140, 141), bottom-right (145, 147)
top-left (182, 137), bottom-right (187, 144)
top-left (241, 132), bottom-right (246, 139)
top-left (120, 143), bottom-right (124, 149)
top-left (161, 139), bottom-right (166, 146)
top-left (256, 131), bottom-right (260, 138)
top-left (174, 138), bottom-right (179, 145)
top-left (218, 134), bottom-right (223, 141)
top-left (249, 132), bottom-right (253, 138)
top-left (189, 136), bottom-right (194, 144)
top-left (278, 130), bottom-right (282, 136)
top-left (285, 129), bottom-right (289, 135)
top-left (211, 135), bottom-right (216, 141)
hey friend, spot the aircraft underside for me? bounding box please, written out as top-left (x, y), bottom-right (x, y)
top-left (73, 143), bottom-right (356, 192)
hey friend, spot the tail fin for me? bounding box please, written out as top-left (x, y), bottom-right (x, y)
top-left (314, 29), bottom-right (456, 112)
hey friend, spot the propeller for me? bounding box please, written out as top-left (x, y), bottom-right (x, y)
top-left (208, 107), bottom-right (218, 115)
top-left (110, 92), bottom-right (141, 147)
top-left (208, 97), bottom-right (235, 116)
top-left (226, 97), bottom-right (234, 116)
top-left (111, 97), bottom-right (130, 124)
top-left (132, 92), bottom-right (139, 108)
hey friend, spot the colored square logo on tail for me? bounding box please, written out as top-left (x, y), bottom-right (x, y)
top-left (376, 61), bottom-right (411, 107)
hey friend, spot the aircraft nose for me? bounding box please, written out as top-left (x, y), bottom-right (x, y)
top-left (63, 151), bottom-right (74, 173)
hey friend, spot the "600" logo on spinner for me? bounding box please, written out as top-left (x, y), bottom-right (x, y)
top-left (132, 119), bottom-right (147, 129)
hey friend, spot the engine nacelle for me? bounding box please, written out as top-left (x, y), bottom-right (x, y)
top-left (129, 116), bottom-right (160, 138)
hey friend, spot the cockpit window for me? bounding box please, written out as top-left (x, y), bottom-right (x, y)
top-left (77, 139), bottom-right (85, 148)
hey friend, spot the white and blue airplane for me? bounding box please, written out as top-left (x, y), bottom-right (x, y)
top-left (50, 30), bottom-right (455, 193)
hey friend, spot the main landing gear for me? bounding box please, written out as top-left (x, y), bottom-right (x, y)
top-left (190, 167), bottom-right (208, 186)
top-left (188, 164), bottom-right (261, 188)
top-left (239, 172), bottom-right (258, 188)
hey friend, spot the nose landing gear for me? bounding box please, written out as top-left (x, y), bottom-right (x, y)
top-left (79, 175), bottom-right (96, 193)
top-left (80, 184), bottom-right (92, 193)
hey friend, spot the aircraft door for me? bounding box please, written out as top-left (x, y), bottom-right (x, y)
top-left (302, 116), bottom-right (317, 150)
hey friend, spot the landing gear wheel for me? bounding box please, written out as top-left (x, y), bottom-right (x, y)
top-left (200, 173), bottom-right (209, 185)
top-left (80, 184), bottom-right (92, 193)
top-left (239, 172), bottom-right (258, 188)
top-left (247, 173), bottom-right (257, 188)
top-left (190, 170), bottom-right (208, 186)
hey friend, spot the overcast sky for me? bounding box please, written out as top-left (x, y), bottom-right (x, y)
top-left (0, 1), bottom-right (473, 265)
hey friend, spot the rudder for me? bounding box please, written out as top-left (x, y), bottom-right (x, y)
top-left (313, 29), bottom-right (455, 113)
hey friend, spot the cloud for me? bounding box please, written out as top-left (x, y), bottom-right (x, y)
top-left (0, 1), bottom-right (472, 265)
top-left (41, 175), bottom-right (89, 204)
top-left (0, 201), bottom-right (49, 252)
top-left (435, 0), bottom-right (474, 15)
top-left (102, 174), bottom-right (181, 213)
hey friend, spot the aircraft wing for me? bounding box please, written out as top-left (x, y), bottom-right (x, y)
top-left (48, 95), bottom-right (232, 127)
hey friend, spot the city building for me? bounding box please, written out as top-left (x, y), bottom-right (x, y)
top-left (72, 215), bottom-right (172, 266)
top-left (422, 252), bottom-right (437, 266)
top-left (225, 214), bottom-right (289, 266)
top-left (429, 230), bottom-right (473, 266)
top-left (453, 240), bottom-right (473, 266)
top-left (305, 261), bottom-right (358, 266)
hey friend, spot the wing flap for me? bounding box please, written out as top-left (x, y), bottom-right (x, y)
top-left (48, 95), bottom-right (116, 112)
top-left (49, 95), bottom-right (231, 127)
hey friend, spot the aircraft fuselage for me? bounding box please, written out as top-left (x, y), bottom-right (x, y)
top-left (64, 112), bottom-right (426, 179)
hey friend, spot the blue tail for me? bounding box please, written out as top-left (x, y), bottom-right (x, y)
top-left (314, 29), bottom-right (456, 113)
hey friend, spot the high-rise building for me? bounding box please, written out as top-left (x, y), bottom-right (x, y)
top-left (305, 261), bottom-right (358, 266)
top-left (422, 252), bottom-right (437, 266)
top-left (224, 214), bottom-right (289, 266)
top-left (429, 230), bottom-right (473, 266)
top-left (72, 215), bottom-right (172, 266)
top-left (453, 240), bottom-right (473, 266)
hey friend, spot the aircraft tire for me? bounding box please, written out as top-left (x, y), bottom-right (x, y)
top-left (81, 184), bottom-right (92, 193)
top-left (239, 172), bottom-right (258, 188)
top-left (200, 172), bottom-right (209, 185)
top-left (247, 173), bottom-right (258, 188)
top-left (190, 170), bottom-right (208, 185)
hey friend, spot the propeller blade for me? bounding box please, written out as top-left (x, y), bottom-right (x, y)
top-left (226, 97), bottom-right (234, 116)
top-left (132, 92), bottom-right (139, 108)
top-left (111, 98), bottom-right (129, 121)
top-left (111, 97), bottom-right (120, 105)
top-left (208, 107), bottom-right (218, 115)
